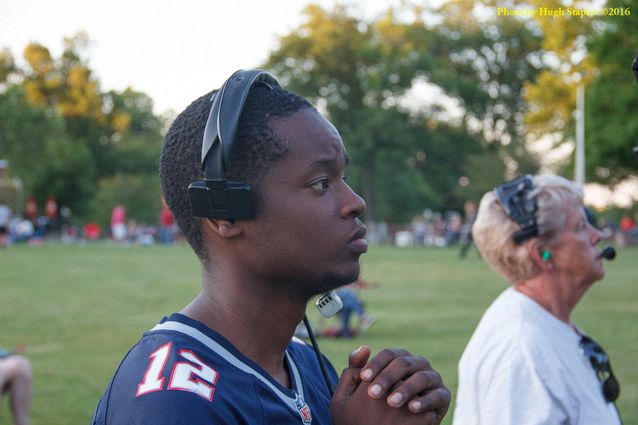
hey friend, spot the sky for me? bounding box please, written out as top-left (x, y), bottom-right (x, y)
top-left (1, 0), bottom-right (393, 115)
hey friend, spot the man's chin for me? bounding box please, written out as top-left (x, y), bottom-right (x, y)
top-left (311, 271), bottom-right (359, 295)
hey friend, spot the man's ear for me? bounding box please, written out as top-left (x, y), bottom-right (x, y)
top-left (204, 218), bottom-right (243, 239)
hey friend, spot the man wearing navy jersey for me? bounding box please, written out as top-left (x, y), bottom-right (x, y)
top-left (92, 71), bottom-right (450, 424)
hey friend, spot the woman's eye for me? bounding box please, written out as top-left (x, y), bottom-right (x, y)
top-left (310, 179), bottom-right (329, 190)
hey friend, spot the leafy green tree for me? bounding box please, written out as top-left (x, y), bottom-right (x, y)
top-left (0, 48), bottom-right (16, 84)
top-left (0, 33), bottom-right (166, 223)
top-left (22, 33), bottom-right (121, 181)
top-left (522, 0), bottom-right (596, 144)
top-left (585, 0), bottom-right (638, 184)
top-left (455, 147), bottom-right (507, 202)
top-left (0, 85), bottom-right (97, 216)
top-left (101, 88), bottom-right (163, 176)
top-left (265, 4), bottom-right (481, 220)
top-left (92, 173), bottom-right (161, 228)
top-left (428, 0), bottom-right (544, 184)
top-left (88, 88), bottom-right (164, 227)
top-left (265, 2), bottom-right (549, 220)
top-left (509, 0), bottom-right (636, 186)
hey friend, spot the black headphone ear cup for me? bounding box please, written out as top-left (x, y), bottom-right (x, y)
top-left (224, 182), bottom-right (255, 219)
top-left (188, 182), bottom-right (211, 217)
top-left (188, 181), bottom-right (255, 220)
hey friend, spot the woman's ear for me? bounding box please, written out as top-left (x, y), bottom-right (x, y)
top-left (527, 239), bottom-right (553, 271)
top-left (204, 218), bottom-right (243, 239)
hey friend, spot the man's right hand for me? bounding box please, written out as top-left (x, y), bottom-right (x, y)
top-left (330, 346), bottom-right (449, 425)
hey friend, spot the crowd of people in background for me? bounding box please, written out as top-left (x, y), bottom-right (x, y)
top-left (1, 197), bottom-right (637, 250)
top-left (0, 197), bottom-right (66, 247)
top-left (0, 201), bottom-right (181, 248)
top-left (401, 206), bottom-right (638, 251)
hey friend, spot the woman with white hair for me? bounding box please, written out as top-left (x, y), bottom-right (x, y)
top-left (453, 174), bottom-right (621, 424)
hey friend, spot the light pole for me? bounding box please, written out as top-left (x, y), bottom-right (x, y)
top-left (575, 84), bottom-right (585, 186)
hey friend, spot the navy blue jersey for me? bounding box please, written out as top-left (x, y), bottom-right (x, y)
top-left (92, 314), bottom-right (338, 425)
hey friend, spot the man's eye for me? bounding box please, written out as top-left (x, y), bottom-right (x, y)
top-left (310, 179), bottom-right (329, 190)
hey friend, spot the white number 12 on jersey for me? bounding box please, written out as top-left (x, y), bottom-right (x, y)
top-left (136, 342), bottom-right (219, 401)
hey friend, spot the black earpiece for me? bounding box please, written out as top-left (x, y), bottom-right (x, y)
top-left (188, 70), bottom-right (281, 220)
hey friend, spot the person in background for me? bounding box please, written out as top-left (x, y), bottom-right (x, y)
top-left (336, 278), bottom-right (376, 338)
top-left (0, 348), bottom-right (33, 425)
top-left (619, 214), bottom-right (635, 246)
top-left (0, 202), bottom-right (11, 247)
top-left (458, 200), bottom-right (477, 258)
top-left (158, 199), bottom-right (175, 244)
top-left (453, 174), bottom-right (621, 425)
top-left (110, 205), bottom-right (127, 244)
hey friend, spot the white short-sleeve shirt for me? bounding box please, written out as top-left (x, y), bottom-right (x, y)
top-left (453, 287), bottom-right (621, 425)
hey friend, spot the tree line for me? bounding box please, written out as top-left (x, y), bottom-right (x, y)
top-left (0, 0), bottom-right (635, 228)
top-left (0, 32), bottom-right (166, 226)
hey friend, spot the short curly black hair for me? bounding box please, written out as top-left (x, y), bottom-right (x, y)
top-left (159, 82), bottom-right (312, 262)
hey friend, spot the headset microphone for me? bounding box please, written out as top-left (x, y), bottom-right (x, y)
top-left (301, 290), bottom-right (344, 397)
top-left (600, 245), bottom-right (616, 260)
top-left (316, 291), bottom-right (344, 318)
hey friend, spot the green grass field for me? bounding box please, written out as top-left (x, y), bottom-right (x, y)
top-left (1, 243), bottom-right (636, 424)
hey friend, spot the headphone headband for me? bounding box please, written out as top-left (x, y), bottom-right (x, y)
top-left (202, 69), bottom-right (280, 180)
top-left (495, 175), bottom-right (539, 244)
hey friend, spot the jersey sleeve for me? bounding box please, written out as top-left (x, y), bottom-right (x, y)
top-left (92, 334), bottom-right (257, 425)
top-left (93, 390), bottom-right (243, 425)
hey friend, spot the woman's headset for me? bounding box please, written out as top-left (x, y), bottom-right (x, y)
top-left (495, 175), bottom-right (538, 244)
top-left (495, 175), bottom-right (616, 260)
